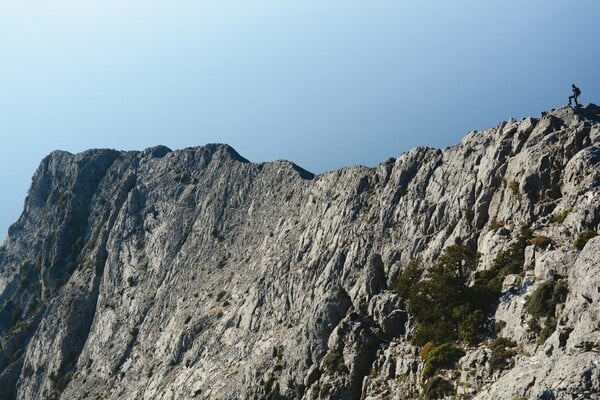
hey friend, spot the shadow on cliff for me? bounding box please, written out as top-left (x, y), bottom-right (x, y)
top-left (574, 103), bottom-right (600, 121)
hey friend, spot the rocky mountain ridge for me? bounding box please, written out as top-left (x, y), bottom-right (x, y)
top-left (1, 104), bottom-right (600, 399)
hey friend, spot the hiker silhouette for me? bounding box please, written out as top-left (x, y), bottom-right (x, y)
top-left (569, 84), bottom-right (581, 107)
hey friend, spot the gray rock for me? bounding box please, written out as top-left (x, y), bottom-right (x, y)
top-left (1, 106), bottom-right (600, 399)
top-left (533, 248), bottom-right (576, 280)
top-left (501, 274), bottom-right (522, 293)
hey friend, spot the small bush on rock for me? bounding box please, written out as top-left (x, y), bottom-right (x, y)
top-left (457, 309), bottom-right (485, 344)
top-left (553, 208), bottom-right (572, 223)
top-left (406, 240), bottom-right (485, 345)
top-left (574, 231), bottom-right (598, 250)
top-left (525, 281), bottom-right (568, 319)
top-left (423, 376), bottom-right (454, 399)
top-left (489, 337), bottom-right (517, 372)
top-left (322, 349), bottom-right (348, 375)
top-left (423, 343), bottom-right (465, 378)
top-left (494, 320), bottom-right (507, 334)
top-left (392, 257), bottom-right (423, 299)
top-left (474, 229), bottom-right (533, 294)
top-left (525, 281), bottom-right (568, 342)
top-left (540, 317), bottom-right (558, 343)
top-left (509, 180), bottom-right (522, 200)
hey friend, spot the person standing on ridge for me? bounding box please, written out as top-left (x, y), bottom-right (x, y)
top-left (569, 84), bottom-right (581, 107)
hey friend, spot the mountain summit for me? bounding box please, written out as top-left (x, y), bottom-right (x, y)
top-left (1, 105), bottom-right (599, 399)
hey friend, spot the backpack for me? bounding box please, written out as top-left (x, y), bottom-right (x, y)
top-left (575, 87), bottom-right (581, 96)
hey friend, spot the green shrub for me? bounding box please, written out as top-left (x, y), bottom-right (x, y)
top-left (525, 281), bottom-right (568, 319)
top-left (322, 349), bottom-right (348, 375)
top-left (553, 208), bottom-right (572, 223)
top-left (457, 309), bottom-right (485, 344)
top-left (574, 231), bottom-right (598, 250)
top-left (408, 239), bottom-right (496, 345)
top-left (423, 343), bottom-right (465, 377)
top-left (412, 318), bottom-right (457, 347)
top-left (489, 337), bottom-right (517, 372)
top-left (539, 317), bottom-right (557, 343)
top-left (400, 233), bottom-right (533, 348)
top-left (525, 281), bottom-right (568, 342)
top-left (463, 208), bottom-right (475, 222)
top-left (494, 320), bottom-right (507, 334)
top-left (527, 318), bottom-right (542, 335)
top-left (423, 376), bottom-right (454, 399)
top-left (474, 229), bottom-right (532, 294)
top-left (509, 180), bottom-right (522, 200)
top-left (407, 241), bottom-right (483, 345)
top-left (402, 229), bottom-right (529, 346)
top-left (392, 257), bottom-right (423, 299)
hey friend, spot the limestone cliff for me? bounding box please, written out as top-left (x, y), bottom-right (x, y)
top-left (1, 105), bottom-right (599, 400)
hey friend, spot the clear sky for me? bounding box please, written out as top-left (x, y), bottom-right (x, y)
top-left (1, 1), bottom-right (599, 239)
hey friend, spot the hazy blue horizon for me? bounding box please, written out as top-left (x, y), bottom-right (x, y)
top-left (2, 1), bottom-right (600, 239)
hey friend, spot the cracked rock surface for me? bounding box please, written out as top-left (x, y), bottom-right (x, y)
top-left (1, 105), bottom-right (600, 399)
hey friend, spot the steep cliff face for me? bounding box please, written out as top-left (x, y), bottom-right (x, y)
top-left (1, 105), bottom-right (599, 400)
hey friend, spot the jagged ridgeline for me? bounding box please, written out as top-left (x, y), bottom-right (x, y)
top-left (1, 105), bottom-right (600, 400)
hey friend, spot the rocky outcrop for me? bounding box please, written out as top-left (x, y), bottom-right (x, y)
top-left (1, 105), bottom-right (599, 399)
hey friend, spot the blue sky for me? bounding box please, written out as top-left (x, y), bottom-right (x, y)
top-left (2, 1), bottom-right (600, 238)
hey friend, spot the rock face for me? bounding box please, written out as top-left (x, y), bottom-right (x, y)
top-left (1, 105), bottom-right (600, 400)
